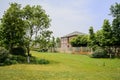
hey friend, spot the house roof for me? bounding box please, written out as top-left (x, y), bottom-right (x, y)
top-left (61, 31), bottom-right (85, 38)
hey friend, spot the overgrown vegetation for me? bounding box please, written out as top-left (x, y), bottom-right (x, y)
top-left (91, 47), bottom-right (109, 58)
top-left (70, 35), bottom-right (88, 47)
top-left (70, 3), bottom-right (120, 58)
top-left (0, 47), bottom-right (9, 65)
top-left (0, 53), bottom-right (50, 66)
top-left (89, 3), bottom-right (120, 58)
top-left (0, 2), bottom-right (51, 64)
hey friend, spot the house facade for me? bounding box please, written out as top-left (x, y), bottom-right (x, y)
top-left (58, 31), bottom-right (91, 54)
top-left (61, 31), bottom-right (85, 48)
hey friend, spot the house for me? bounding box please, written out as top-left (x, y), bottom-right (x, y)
top-left (61, 31), bottom-right (85, 48)
top-left (58, 31), bottom-right (91, 54)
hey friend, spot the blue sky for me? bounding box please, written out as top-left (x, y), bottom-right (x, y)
top-left (0, 0), bottom-right (120, 37)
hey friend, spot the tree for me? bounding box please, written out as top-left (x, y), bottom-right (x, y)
top-left (110, 3), bottom-right (120, 18)
top-left (48, 36), bottom-right (56, 52)
top-left (23, 5), bottom-right (51, 62)
top-left (101, 19), bottom-right (112, 47)
top-left (33, 30), bottom-right (52, 51)
top-left (56, 37), bottom-right (61, 48)
top-left (88, 26), bottom-right (97, 49)
top-left (110, 3), bottom-right (120, 56)
top-left (110, 3), bottom-right (120, 46)
top-left (23, 5), bottom-right (51, 52)
top-left (95, 30), bottom-right (103, 46)
top-left (70, 35), bottom-right (88, 47)
top-left (0, 3), bottom-right (51, 63)
top-left (101, 19), bottom-right (113, 58)
top-left (1, 3), bottom-right (26, 53)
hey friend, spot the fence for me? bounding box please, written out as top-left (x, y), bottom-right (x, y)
top-left (56, 47), bottom-right (92, 54)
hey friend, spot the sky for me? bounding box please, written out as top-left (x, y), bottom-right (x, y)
top-left (0, 0), bottom-right (120, 37)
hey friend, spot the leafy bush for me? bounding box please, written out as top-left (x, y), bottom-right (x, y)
top-left (0, 47), bottom-right (9, 63)
top-left (4, 59), bottom-right (18, 65)
top-left (38, 59), bottom-right (49, 64)
top-left (0, 47), bottom-right (50, 65)
top-left (70, 35), bottom-right (88, 47)
top-left (30, 56), bottom-right (37, 64)
top-left (91, 48), bottom-right (109, 58)
top-left (29, 57), bottom-right (49, 64)
top-left (11, 47), bottom-right (26, 56)
top-left (11, 55), bottom-right (26, 63)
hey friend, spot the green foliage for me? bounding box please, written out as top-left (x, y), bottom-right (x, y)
top-left (88, 26), bottom-right (96, 47)
top-left (4, 59), bottom-right (18, 65)
top-left (110, 3), bottom-right (120, 46)
top-left (56, 37), bottom-right (61, 48)
top-left (95, 19), bottom-right (113, 47)
top-left (33, 31), bottom-right (52, 52)
top-left (11, 55), bottom-right (27, 63)
top-left (1, 3), bottom-right (26, 52)
top-left (70, 35), bottom-right (88, 47)
top-left (101, 19), bottom-right (113, 46)
top-left (38, 59), bottom-right (49, 64)
top-left (23, 4), bottom-right (51, 58)
top-left (27, 56), bottom-right (49, 64)
top-left (110, 3), bottom-right (120, 18)
top-left (112, 17), bottom-right (120, 46)
top-left (11, 47), bottom-right (26, 56)
top-left (88, 3), bottom-right (120, 57)
top-left (0, 54), bottom-right (26, 66)
top-left (0, 53), bottom-right (50, 66)
top-left (91, 48), bottom-right (109, 58)
top-left (0, 47), bottom-right (9, 63)
top-left (0, 3), bottom-right (51, 63)
top-left (95, 30), bottom-right (103, 46)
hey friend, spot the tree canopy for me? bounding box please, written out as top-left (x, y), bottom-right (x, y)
top-left (70, 35), bottom-right (88, 47)
top-left (0, 3), bottom-right (52, 59)
top-left (1, 3), bottom-right (26, 53)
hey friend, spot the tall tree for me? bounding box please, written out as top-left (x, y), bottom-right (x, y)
top-left (110, 3), bottom-right (120, 18)
top-left (101, 19), bottom-right (112, 47)
top-left (110, 3), bottom-right (120, 56)
top-left (101, 19), bottom-right (113, 58)
top-left (23, 5), bottom-right (51, 62)
top-left (1, 3), bottom-right (26, 53)
top-left (89, 26), bottom-right (96, 48)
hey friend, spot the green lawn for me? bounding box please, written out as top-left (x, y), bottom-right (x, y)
top-left (0, 51), bottom-right (120, 80)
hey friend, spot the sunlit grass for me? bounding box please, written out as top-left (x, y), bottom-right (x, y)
top-left (0, 51), bottom-right (120, 80)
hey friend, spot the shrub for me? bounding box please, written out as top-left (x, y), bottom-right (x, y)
top-left (4, 59), bottom-right (18, 65)
top-left (11, 55), bottom-right (27, 63)
top-left (91, 48), bottom-right (109, 58)
top-left (11, 47), bottom-right (26, 56)
top-left (38, 59), bottom-right (49, 64)
top-left (0, 47), bottom-right (9, 63)
top-left (30, 56), bottom-right (37, 64)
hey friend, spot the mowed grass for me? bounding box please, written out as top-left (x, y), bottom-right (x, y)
top-left (0, 51), bottom-right (120, 80)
